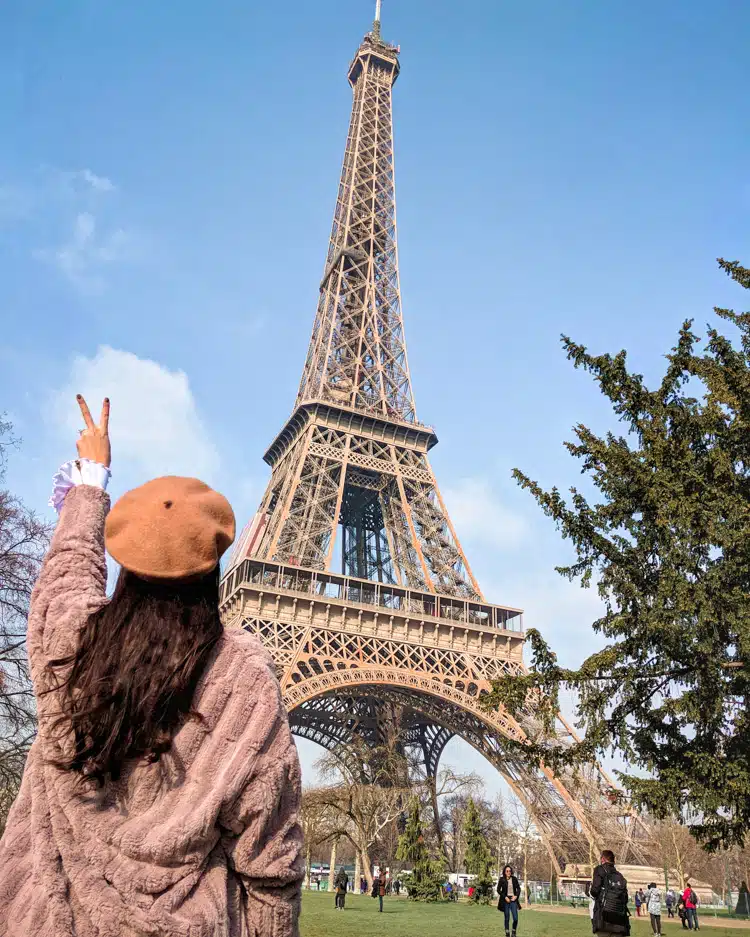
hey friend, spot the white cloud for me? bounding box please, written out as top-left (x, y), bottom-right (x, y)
top-left (75, 169), bottom-right (115, 192)
top-left (28, 167), bottom-right (133, 293)
top-left (49, 166), bottom-right (116, 196)
top-left (440, 474), bottom-right (604, 657)
top-left (35, 211), bottom-right (130, 293)
top-left (52, 346), bottom-right (219, 485)
top-left (442, 476), bottom-right (528, 550)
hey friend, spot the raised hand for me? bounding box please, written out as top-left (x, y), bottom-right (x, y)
top-left (76, 394), bottom-right (111, 467)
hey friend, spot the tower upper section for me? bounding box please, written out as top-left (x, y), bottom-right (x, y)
top-left (295, 22), bottom-right (416, 425)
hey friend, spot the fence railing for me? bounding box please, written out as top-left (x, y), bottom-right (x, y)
top-left (221, 557), bottom-right (524, 633)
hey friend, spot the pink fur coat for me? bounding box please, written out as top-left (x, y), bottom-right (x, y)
top-left (0, 485), bottom-right (303, 936)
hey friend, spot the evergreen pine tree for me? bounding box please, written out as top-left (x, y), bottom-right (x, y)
top-left (396, 798), bottom-right (445, 901)
top-left (463, 798), bottom-right (494, 903)
top-left (485, 258), bottom-right (750, 851)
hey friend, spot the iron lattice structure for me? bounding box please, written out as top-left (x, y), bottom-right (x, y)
top-left (221, 10), bottom-right (656, 875)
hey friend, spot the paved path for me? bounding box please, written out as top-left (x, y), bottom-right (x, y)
top-left (530, 904), bottom-right (750, 930)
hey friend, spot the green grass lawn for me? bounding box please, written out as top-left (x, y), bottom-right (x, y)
top-left (300, 891), bottom-right (750, 937)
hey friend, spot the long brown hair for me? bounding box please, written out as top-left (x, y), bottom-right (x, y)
top-left (47, 567), bottom-right (223, 785)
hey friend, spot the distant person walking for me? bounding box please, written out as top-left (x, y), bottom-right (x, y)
top-left (372, 869), bottom-right (386, 912)
top-left (634, 891), bottom-right (642, 917)
top-left (334, 867), bottom-right (348, 909)
top-left (590, 850), bottom-right (631, 936)
top-left (497, 865), bottom-right (521, 937)
top-left (666, 890), bottom-right (675, 918)
top-left (646, 882), bottom-right (662, 935)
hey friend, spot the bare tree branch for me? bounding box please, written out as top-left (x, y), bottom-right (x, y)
top-left (0, 416), bottom-right (51, 833)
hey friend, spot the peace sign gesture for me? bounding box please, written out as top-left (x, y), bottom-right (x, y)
top-left (76, 394), bottom-right (111, 467)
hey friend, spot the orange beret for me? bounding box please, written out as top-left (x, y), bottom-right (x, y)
top-left (105, 476), bottom-right (236, 581)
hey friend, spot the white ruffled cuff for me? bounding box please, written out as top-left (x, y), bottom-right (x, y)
top-left (49, 459), bottom-right (111, 513)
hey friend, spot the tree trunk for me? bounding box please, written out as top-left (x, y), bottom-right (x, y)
top-left (670, 825), bottom-right (685, 889)
top-left (549, 862), bottom-right (555, 904)
top-left (328, 840), bottom-right (337, 894)
top-left (354, 852), bottom-right (361, 892)
top-left (305, 841), bottom-right (312, 890)
top-left (427, 773), bottom-right (447, 861)
top-left (457, 827), bottom-right (466, 874)
top-left (523, 837), bottom-right (528, 906)
top-left (362, 844), bottom-right (374, 889)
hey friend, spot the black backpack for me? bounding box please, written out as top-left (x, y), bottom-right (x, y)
top-left (599, 870), bottom-right (630, 934)
top-left (689, 889), bottom-right (698, 906)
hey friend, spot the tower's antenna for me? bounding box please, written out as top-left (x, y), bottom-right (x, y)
top-left (373, 0), bottom-right (382, 40)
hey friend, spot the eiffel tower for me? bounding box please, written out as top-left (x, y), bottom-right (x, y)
top-left (221, 2), bottom-right (656, 876)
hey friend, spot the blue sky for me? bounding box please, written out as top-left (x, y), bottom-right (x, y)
top-left (2, 0), bottom-right (749, 796)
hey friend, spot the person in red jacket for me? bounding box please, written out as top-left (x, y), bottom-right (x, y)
top-left (681, 882), bottom-right (700, 930)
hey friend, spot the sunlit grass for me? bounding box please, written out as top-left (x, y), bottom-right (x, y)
top-left (300, 891), bottom-right (749, 936)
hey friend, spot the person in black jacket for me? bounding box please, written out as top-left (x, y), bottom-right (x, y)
top-left (590, 851), bottom-right (630, 935)
top-left (334, 867), bottom-right (348, 910)
top-left (497, 865), bottom-right (521, 937)
top-left (371, 869), bottom-right (386, 912)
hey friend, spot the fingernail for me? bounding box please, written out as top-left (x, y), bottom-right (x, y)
top-left (105, 397), bottom-right (110, 403)
top-left (76, 394), bottom-right (82, 400)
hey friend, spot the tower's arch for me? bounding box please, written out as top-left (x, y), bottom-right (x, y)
top-left (285, 672), bottom-right (614, 875)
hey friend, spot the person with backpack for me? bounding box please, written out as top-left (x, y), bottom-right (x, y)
top-left (634, 891), bottom-right (643, 917)
top-left (682, 882), bottom-right (700, 930)
top-left (665, 890), bottom-right (675, 918)
top-left (646, 882), bottom-right (663, 935)
top-left (590, 849), bottom-right (630, 936)
top-left (334, 866), bottom-right (349, 909)
top-left (497, 864), bottom-right (521, 937)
